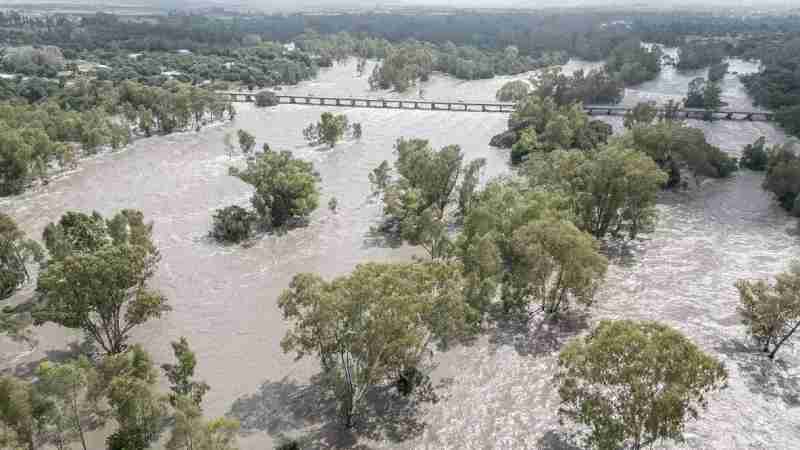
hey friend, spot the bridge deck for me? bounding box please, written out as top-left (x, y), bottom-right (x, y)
top-left (220, 92), bottom-right (773, 121)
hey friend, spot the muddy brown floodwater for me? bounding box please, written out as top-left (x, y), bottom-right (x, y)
top-left (2, 54), bottom-right (798, 449)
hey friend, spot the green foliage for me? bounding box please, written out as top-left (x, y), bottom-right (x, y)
top-left (0, 375), bottom-right (51, 450)
top-left (623, 102), bottom-right (658, 129)
top-left (35, 357), bottom-right (99, 450)
top-left (532, 67), bottom-right (623, 106)
top-left (740, 137), bottom-right (769, 171)
top-left (685, 77), bottom-right (722, 111)
top-left (677, 40), bottom-right (729, 70)
top-left (236, 130), bottom-right (256, 155)
top-left (371, 139), bottom-right (484, 257)
top-left (737, 261), bottom-right (800, 359)
top-left (504, 218), bottom-right (608, 316)
top-left (278, 262), bottom-right (476, 426)
top-left (557, 320), bottom-right (727, 450)
top-left (254, 91), bottom-right (278, 107)
top-left (369, 46), bottom-right (433, 92)
top-left (0, 212), bottom-right (43, 300)
top-left (605, 39), bottom-right (663, 85)
top-left (35, 210), bottom-right (169, 355)
top-left (503, 97), bottom-right (612, 162)
top-left (624, 121), bottom-right (738, 184)
top-left (351, 122), bottom-right (362, 140)
top-left (526, 145), bottom-right (667, 240)
top-left (167, 395), bottom-right (240, 450)
top-left (302, 112), bottom-right (350, 147)
top-left (229, 148), bottom-right (320, 228)
top-left (210, 205), bottom-right (256, 243)
top-left (762, 143), bottom-right (800, 215)
top-left (95, 346), bottom-right (169, 450)
top-left (708, 62), bottom-right (729, 82)
top-left (495, 80), bottom-right (530, 102)
top-left (456, 179), bottom-right (570, 314)
top-left (161, 337), bottom-right (210, 408)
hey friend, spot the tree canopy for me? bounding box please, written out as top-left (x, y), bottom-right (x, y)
top-left (0, 213), bottom-right (43, 300)
top-left (557, 320), bottom-right (727, 450)
top-left (229, 148), bottom-right (320, 229)
top-left (278, 261), bottom-right (476, 426)
top-left (737, 261), bottom-right (800, 359)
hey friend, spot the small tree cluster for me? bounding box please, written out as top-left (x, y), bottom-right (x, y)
top-left (495, 80), bottom-right (530, 102)
top-left (254, 91), bottom-right (278, 107)
top-left (303, 112), bottom-right (362, 147)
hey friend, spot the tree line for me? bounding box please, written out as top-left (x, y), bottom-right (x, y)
top-left (0, 79), bottom-right (234, 197)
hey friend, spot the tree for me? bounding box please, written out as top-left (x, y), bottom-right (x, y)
top-left (708, 62), bottom-right (729, 82)
top-left (210, 205), bottom-right (255, 243)
top-left (351, 122), bottom-right (362, 140)
top-left (167, 395), bottom-right (239, 450)
top-left (526, 145), bottom-right (667, 240)
top-left (457, 158), bottom-right (486, 218)
top-left (254, 91), bottom-right (278, 107)
top-left (0, 376), bottom-right (50, 450)
top-left (302, 112), bottom-right (349, 147)
top-left (161, 337), bottom-right (210, 407)
top-left (556, 320), bottom-right (727, 450)
top-left (762, 142), bottom-right (800, 215)
top-left (504, 218), bottom-right (608, 316)
top-left (236, 130), bottom-right (255, 155)
top-left (736, 261), bottom-right (800, 359)
top-left (456, 179), bottom-right (569, 315)
top-left (740, 136), bottom-right (769, 171)
top-left (1, 212), bottom-right (43, 300)
top-left (685, 77), bottom-right (706, 109)
top-left (35, 358), bottom-right (99, 450)
top-left (495, 80), bottom-right (530, 102)
top-left (623, 102), bottom-right (657, 129)
top-left (229, 148), bottom-right (320, 228)
top-left (703, 80), bottom-right (722, 110)
top-left (35, 210), bottom-right (169, 354)
top-left (278, 262), bottom-right (476, 426)
top-left (95, 346), bottom-right (169, 450)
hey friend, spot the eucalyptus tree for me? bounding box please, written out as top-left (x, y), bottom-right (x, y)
top-left (736, 261), bottom-right (800, 359)
top-left (557, 320), bottom-right (727, 450)
top-left (278, 261), bottom-right (476, 426)
top-left (0, 212), bottom-right (43, 300)
top-left (35, 210), bottom-right (169, 355)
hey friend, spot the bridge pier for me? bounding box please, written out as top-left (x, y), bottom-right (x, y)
top-left (746, 113), bottom-right (753, 121)
top-left (726, 112), bottom-right (734, 120)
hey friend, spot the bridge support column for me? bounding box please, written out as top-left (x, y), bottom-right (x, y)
top-left (382, 101), bottom-right (387, 108)
top-left (746, 114), bottom-right (753, 121)
top-left (336, 99), bottom-right (341, 106)
top-left (726, 113), bottom-right (734, 120)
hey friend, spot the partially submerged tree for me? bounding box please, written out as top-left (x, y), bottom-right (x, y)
top-left (736, 261), bottom-right (800, 359)
top-left (254, 91), bottom-right (278, 107)
top-left (210, 206), bottom-right (256, 243)
top-left (623, 102), bottom-right (658, 129)
top-left (495, 80), bottom-right (530, 102)
top-left (229, 149), bottom-right (320, 229)
top-left (739, 136), bottom-right (769, 171)
top-left (166, 395), bottom-right (240, 450)
top-left (556, 320), bottom-right (727, 450)
top-left (762, 142), bottom-right (800, 215)
top-left (370, 138), bottom-right (482, 252)
top-left (303, 112), bottom-right (350, 147)
top-left (504, 218), bottom-right (608, 316)
top-left (236, 130), bottom-right (256, 156)
top-left (278, 261), bottom-right (476, 426)
top-left (35, 210), bottom-right (169, 355)
top-left (526, 145), bottom-right (667, 240)
top-left (1, 212), bottom-right (43, 300)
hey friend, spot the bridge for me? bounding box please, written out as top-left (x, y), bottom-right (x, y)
top-left (221, 92), bottom-right (774, 121)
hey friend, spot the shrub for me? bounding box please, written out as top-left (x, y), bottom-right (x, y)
top-left (211, 205), bottom-right (256, 242)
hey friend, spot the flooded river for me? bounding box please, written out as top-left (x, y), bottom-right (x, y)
top-left (1, 54), bottom-right (798, 449)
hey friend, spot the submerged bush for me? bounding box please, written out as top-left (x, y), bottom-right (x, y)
top-left (211, 205), bottom-right (256, 243)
